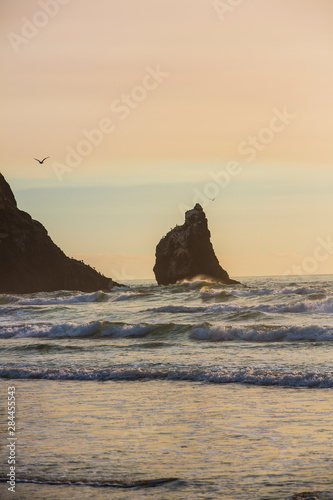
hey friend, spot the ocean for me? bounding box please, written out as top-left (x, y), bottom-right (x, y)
top-left (0, 275), bottom-right (332, 500)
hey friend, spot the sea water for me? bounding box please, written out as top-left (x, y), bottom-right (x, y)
top-left (0, 275), bottom-right (332, 499)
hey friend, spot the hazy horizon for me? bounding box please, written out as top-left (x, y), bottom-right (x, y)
top-left (1, 0), bottom-right (333, 280)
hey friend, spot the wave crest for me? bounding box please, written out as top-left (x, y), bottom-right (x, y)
top-left (0, 366), bottom-right (331, 388)
top-left (17, 290), bottom-right (110, 306)
top-left (191, 324), bottom-right (333, 342)
top-left (0, 321), bottom-right (187, 339)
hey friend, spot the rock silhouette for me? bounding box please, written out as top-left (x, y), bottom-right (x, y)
top-left (153, 204), bottom-right (240, 285)
top-left (0, 173), bottom-right (122, 293)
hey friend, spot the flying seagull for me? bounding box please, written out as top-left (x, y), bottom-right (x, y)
top-left (34, 156), bottom-right (50, 164)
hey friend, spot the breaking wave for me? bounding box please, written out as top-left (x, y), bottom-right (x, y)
top-left (0, 366), bottom-right (332, 388)
top-left (199, 285), bottom-right (329, 301)
top-left (1, 321), bottom-right (332, 342)
top-left (148, 297), bottom-right (333, 315)
top-left (0, 291), bottom-right (113, 306)
top-left (200, 289), bottom-right (235, 301)
top-left (187, 284), bottom-right (328, 300)
top-left (0, 294), bottom-right (20, 304)
top-left (17, 290), bottom-right (110, 305)
top-left (190, 324), bottom-right (333, 342)
top-left (0, 321), bottom-right (188, 339)
top-left (112, 291), bottom-right (152, 302)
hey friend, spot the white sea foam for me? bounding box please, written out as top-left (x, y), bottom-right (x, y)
top-left (200, 288), bottom-right (234, 300)
top-left (200, 286), bottom-right (328, 300)
top-left (0, 321), bottom-right (181, 339)
top-left (17, 290), bottom-right (109, 306)
top-left (148, 297), bottom-right (333, 315)
top-left (0, 294), bottom-right (20, 304)
top-left (0, 366), bottom-right (332, 387)
top-left (231, 288), bottom-right (276, 297)
top-left (2, 320), bottom-right (332, 343)
top-left (175, 278), bottom-right (229, 289)
top-left (190, 324), bottom-right (333, 342)
top-left (113, 292), bottom-right (143, 302)
top-left (0, 322), bottom-right (100, 339)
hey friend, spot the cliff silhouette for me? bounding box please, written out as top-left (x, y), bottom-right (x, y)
top-left (0, 173), bottom-right (122, 293)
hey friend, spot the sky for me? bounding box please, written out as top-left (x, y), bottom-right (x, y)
top-left (1, 0), bottom-right (333, 279)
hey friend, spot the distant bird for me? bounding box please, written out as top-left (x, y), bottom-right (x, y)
top-left (34, 156), bottom-right (50, 164)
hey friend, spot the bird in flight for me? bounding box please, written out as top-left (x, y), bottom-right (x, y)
top-left (34, 156), bottom-right (50, 164)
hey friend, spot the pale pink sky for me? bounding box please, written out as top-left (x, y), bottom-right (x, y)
top-left (1, 0), bottom-right (333, 278)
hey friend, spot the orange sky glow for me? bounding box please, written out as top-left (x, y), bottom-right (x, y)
top-left (1, 0), bottom-right (333, 278)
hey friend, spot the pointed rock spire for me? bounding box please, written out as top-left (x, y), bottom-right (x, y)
top-left (153, 204), bottom-right (240, 285)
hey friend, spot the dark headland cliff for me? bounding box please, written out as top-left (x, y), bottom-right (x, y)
top-left (0, 173), bottom-right (122, 293)
top-left (153, 203), bottom-right (240, 285)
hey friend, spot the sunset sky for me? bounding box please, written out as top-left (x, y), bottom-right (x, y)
top-left (1, 0), bottom-right (333, 279)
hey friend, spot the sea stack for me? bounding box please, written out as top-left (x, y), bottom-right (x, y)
top-left (0, 173), bottom-right (123, 293)
top-left (153, 203), bottom-right (240, 285)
